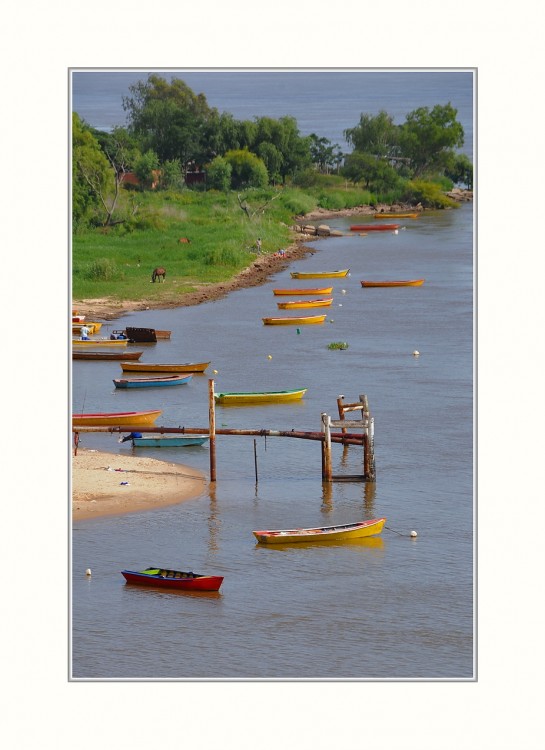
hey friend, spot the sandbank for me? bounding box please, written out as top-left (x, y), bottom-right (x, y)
top-left (72, 448), bottom-right (207, 521)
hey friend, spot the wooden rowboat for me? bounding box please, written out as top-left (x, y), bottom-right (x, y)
top-left (262, 314), bottom-right (327, 326)
top-left (131, 434), bottom-right (209, 448)
top-left (73, 338), bottom-right (128, 347)
top-left (290, 269), bottom-right (349, 279)
top-left (72, 315), bottom-right (85, 322)
top-left (113, 374), bottom-right (192, 389)
top-left (214, 388), bottom-right (307, 405)
top-left (73, 350), bottom-right (143, 361)
top-left (253, 517), bottom-right (386, 544)
top-left (121, 568), bottom-right (223, 592)
top-left (350, 224), bottom-right (400, 231)
top-left (373, 212), bottom-right (420, 219)
top-left (277, 297), bottom-right (333, 310)
top-left (72, 410), bottom-right (162, 427)
top-left (361, 279), bottom-right (425, 287)
top-left (117, 328), bottom-right (171, 340)
top-left (120, 361), bottom-right (210, 374)
top-left (72, 321), bottom-right (103, 333)
top-left (273, 287), bottom-right (333, 296)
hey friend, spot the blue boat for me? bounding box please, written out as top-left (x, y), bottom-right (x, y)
top-left (131, 434), bottom-right (209, 448)
top-left (113, 374), bottom-right (192, 389)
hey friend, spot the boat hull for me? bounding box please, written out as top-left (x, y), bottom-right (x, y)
top-left (113, 374), bottom-right (192, 389)
top-left (290, 270), bottom-right (349, 279)
top-left (273, 287), bottom-right (333, 296)
top-left (73, 339), bottom-right (128, 347)
top-left (215, 389), bottom-right (307, 405)
top-left (73, 350), bottom-right (143, 361)
top-left (72, 410), bottom-right (162, 426)
top-left (277, 297), bottom-right (333, 309)
top-left (132, 435), bottom-right (209, 447)
top-left (361, 279), bottom-right (425, 287)
top-left (350, 224), bottom-right (399, 231)
top-left (263, 315), bottom-right (326, 325)
top-left (253, 518), bottom-right (386, 544)
top-left (121, 569), bottom-right (223, 591)
top-left (120, 361), bottom-right (210, 373)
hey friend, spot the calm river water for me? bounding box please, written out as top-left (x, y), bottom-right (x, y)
top-left (71, 203), bottom-right (474, 679)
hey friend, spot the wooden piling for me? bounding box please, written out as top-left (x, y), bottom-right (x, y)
top-left (321, 412), bottom-right (332, 482)
top-left (208, 378), bottom-right (216, 482)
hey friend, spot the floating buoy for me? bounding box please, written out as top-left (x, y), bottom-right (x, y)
top-left (338, 304), bottom-right (342, 307)
top-left (410, 530), bottom-right (418, 538)
top-left (85, 569), bottom-right (92, 576)
top-left (413, 350), bottom-right (420, 357)
top-left (267, 355), bottom-right (272, 359)
top-left (341, 289), bottom-right (346, 294)
top-left (213, 369), bottom-right (218, 374)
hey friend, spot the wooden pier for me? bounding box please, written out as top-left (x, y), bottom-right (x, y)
top-left (72, 382), bottom-right (375, 483)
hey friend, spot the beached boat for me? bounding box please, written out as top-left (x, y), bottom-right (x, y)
top-left (73, 350), bottom-right (143, 361)
top-left (253, 517), bottom-right (387, 544)
top-left (373, 212), bottom-right (420, 219)
top-left (290, 269), bottom-right (349, 279)
top-left (124, 327), bottom-right (157, 343)
top-left (350, 224), bottom-right (400, 231)
top-left (121, 567), bottom-right (223, 592)
top-left (72, 410), bottom-right (162, 427)
top-left (113, 374), bottom-right (192, 389)
top-left (72, 315), bottom-right (85, 323)
top-left (120, 361), bottom-right (210, 374)
top-left (73, 338), bottom-right (128, 347)
top-left (215, 388), bottom-right (307, 405)
top-left (262, 314), bottom-right (327, 326)
top-left (361, 279), bottom-right (425, 288)
top-left (131, 434), bottom-right (209, 448)
top-left (273, 287), bottom-right (333, 296)
top-left (277, 297), bottom-right (333, 310)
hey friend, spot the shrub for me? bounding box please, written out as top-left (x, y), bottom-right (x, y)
top-left (84, 258), bottom-right (123, 281)
top-left (402, 179), bottom-right (459, 209)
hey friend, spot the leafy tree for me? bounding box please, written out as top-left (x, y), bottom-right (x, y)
top-left (257, 141), bottom-right (283, 183)
top-left (445, 153), bottom-right (473, 189)
top-left (123, 75), bottom-right (218, 167)
top-left (344, 110), bottom-right (399, 158)
top-left (224, 149), bottom-right (268, 189)
top-left (398, 103), bottom-right (464, 177)
top-left (134, 150), bottom-right (160, 189)
top-left (160, 159), bottom-right (183, 190)
top-left (342, 152), bottom-right (400, 192)
top-left (309, 134), bottom-right (343, 174)
top-left (206, 156), bottom-right (232, 191)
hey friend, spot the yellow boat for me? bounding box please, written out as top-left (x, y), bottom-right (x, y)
top-left (214, 388), bottom-right (307, 405)
top-left (290, 269), bottom-right (349, 279)
top-left (277, 297), bottom-right (333, 310)
top-left (262, 314), bottom-right (327, 326)
top-left (374, 212), bottom-right (420, 219)
top-left (72, 338), bottom-right (128, 347)
top-left (72, 321), bottom-right (103, 333)
top-left (72, 409), bottom-right (163, 427)
top-left (273, 287), bottom-right (333, 296)
top-left (361, 279), bottom-right (425, 288)
top-left (253, 517), bottom-right (386, 544)
top-left (120, 361), bottom-right (210, 373)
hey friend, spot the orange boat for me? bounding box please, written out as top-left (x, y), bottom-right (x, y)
top-left (350, 224), bottom-right (399, 231)
top-left (262, 314), bottom-right (327, 326)
top-left (277, 297), bottom-right (333, 310)
top-left (273, 287), bottom-right (333, 296)
top-left (373, 212), bottom-right (420, 219)
top-left (360, 279), bottom-right (425, 287)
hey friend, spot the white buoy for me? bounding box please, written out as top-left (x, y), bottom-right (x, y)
top-left (341, 289), bottom-right (346, 294)
top-left (410, 531), bottom-right (418, 538)
top-left (413, 350), bottom-right (420, 357)
top-left (85, 568), bottom-right (92, 576)
top-left (338, 304), bottom-right (342, 307)
top-left (213, 369), bottom-right (218, 374)
top-left (267, 355), bottom-right (272, 360)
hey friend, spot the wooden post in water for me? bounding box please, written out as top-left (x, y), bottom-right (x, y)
top-left (321, 412), bottom-right (333, 482)
top-left (336, 394), bottom-right (348, 445)
top-left (208, 379), bottom-right (216, 482)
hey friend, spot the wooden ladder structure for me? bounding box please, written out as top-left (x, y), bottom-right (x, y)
top-left (321, 394), bottom-right (376, 482)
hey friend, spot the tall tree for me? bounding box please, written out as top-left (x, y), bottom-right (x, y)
top-left (344, 110), bottom-right (399, 158)
top-left (398, 103), bottom-right (464, 177)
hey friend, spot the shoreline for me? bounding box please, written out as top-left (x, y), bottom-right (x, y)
top-left (72, 448), bottom-right (207, 521)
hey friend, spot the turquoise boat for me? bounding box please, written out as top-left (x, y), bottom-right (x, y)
top-left (113, 374), bottom-right (192, 389)
top-left (132, 434), bottom-right (209, 448)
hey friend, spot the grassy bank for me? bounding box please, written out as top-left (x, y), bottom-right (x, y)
top-left (72, 184), bottom-right (374, 304)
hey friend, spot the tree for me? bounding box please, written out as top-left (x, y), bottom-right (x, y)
top-left (73, 113), bottom-right (118, 226)
top-left (160, 159), bottom-right (183, 190)
top-left (445, 153), bottom-right (473, 189)
top-left (309, 134), bottom-right (343, 174)
top-left (123, 75), bottom-right (218, 167)
top-left (344, 110), bottom-right (399, 158)
top-left (257, 141), bottom-right (283, 184)
top-left (224, 149), bottom-right (268, 189)
top-left (398, 103), bottom-right (464, 177)
top-left (206, 156), bottom-right (232, 191)
top-left (134, 150), bottom-right (160, 189)
top-left (342, 152), bottom-right (400, 192)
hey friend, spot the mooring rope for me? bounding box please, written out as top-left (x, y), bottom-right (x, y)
top-left (384, 525), bottom-right (418, 538)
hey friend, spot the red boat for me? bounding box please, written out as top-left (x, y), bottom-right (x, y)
top-left (350, 224), bottom-right (400, 231)
top-left (121, 567), bottom-right (224, 592)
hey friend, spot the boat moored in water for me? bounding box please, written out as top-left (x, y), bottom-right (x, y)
top-left (253, 518), bottom-right (387, 544)
top-left (121, 568), bottom-right (223, 591)
top-left (214, 388), bottom-right (307, 405)
top-left (361, 279), bottom-right (425, 287)
top-left (72, 409), bottom-right (162, 426)
top-left (262, 314), bottom-right (327, 325)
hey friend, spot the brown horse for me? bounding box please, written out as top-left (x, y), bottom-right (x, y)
top-left (151, 267), bottom-right (166, 283)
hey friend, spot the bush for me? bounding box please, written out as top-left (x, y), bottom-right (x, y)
top-left (402, 179), bottom-right (459, 209)
top-left (84, 258), bottom-right (123, 281)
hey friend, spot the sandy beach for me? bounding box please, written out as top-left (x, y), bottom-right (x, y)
top-left (72, 448), bottom-right (207, 521)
